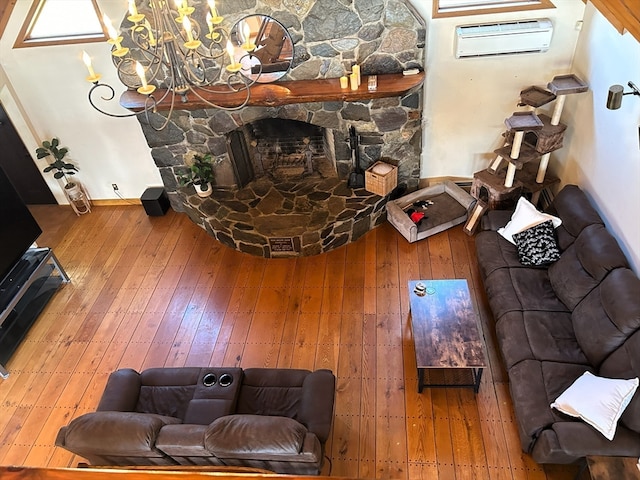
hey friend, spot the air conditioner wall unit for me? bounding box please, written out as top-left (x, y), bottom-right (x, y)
top-left (455, 19), bottom-right (553, 58)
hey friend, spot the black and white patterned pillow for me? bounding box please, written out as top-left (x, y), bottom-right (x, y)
top-left (512, 220), bottom-right (561, 266)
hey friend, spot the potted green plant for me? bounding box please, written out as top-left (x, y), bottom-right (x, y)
top-left (36, 138), bottom-right (90, 214)
top-left (179, 153), bottom-right (216, 197)
top-left (37, 138), bottom-right (78, 185)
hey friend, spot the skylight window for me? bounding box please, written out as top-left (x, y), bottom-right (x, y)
top-left (14, 0), bottom-right (107, 48)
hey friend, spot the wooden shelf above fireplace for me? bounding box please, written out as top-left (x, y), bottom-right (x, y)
top-left (119, 72), bottom-right (425, 111)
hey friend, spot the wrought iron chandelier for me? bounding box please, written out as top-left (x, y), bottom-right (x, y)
top-left (82, 0), bottom-right (266, 130)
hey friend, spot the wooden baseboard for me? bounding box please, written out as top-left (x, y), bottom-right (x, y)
top-left (420, 176), bottom-right (473, 189)
top-left (90, 199), bottom-right (142, 206)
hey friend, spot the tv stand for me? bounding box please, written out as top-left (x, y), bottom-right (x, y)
top-left (0, 248), bottom-right (69, 379)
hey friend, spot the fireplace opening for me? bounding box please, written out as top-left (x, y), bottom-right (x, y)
top-left (227, 118), bottom-right (337, 188)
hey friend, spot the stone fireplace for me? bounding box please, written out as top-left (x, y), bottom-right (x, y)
top-left (126, 0), bottom-right (426, 256)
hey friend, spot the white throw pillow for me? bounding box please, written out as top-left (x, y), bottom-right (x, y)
top-left (498, 196), bottom-right (562, 244)
top-left (550, 371), bottom-right (639, 441)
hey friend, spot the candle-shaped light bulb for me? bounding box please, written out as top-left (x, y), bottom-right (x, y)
top-left (129, 0), bottom-right (138, 16)
top-left (136, 61), bottom-right (147, 88)
top-left (82, 51), bottom-right (95, 77)
top-left (208, 0), bottom-right (217, 17)
top-left (182, 16), bottom-right (194, 42)
top-left (145, 20), bottom-right (156, 45)
top-left (243, 22), bottom-right (250, 45)
top-left (135, 61), bottom-right (155, 94)
top-left (225, 39), bottom-right (241, 72)
top-left (241, 21), bottom-right (254, 51)
top-left (103, 13), bottom-right (119, 41)
top-left (103, 13), bottom-right (127, 55)
top-left (226, 39), bottom-right (234, 64)
top-left (206, 12), bottom-right (213, 34)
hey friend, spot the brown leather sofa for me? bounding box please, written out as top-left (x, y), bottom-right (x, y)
top-left (475, 185), bottom-right (640, 463)
top-left (55, 367), bottom-right (335, 475)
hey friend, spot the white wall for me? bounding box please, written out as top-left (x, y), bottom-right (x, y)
top-left (410, 0), bottom-right (586, 178)
top-left (556, 3), bottom-right (640, 273)
top-left (0, 0), bottom-right (161, 203)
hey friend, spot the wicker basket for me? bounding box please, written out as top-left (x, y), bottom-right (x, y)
top-left (365, 161), bottom-right (397, 196)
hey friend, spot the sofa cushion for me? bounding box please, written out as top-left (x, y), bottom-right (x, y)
top-left (548, 224), bottom-right (629, 310)
top-left (62, 411), bottom-right (181, 457)
top-left (512, 220), bottom-right (561, 266)
top-left (550, 371), bottom-right (638, 440)
top-left (205, 415), bottom-right (307, 457)
top-left (508, 360), bottom-right (595, 452)
top-left (547, 185), bottom-right (603, 251)
top-left (236, 368), bottom-right (310, 418)
top-left (483, 267), bottom-right (569, 320)
top-left (573, 268), bottom-right (640, 368)
top-left (475, 230), bottom-right (523, 279)
top-left (496, 311), bottom-right (588, 370)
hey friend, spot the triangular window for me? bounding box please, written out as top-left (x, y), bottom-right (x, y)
top-left (14, 0), bottom-right (107, 48)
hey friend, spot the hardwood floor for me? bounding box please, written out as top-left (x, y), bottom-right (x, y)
top-left (0, 205), bottom-right (579, 479)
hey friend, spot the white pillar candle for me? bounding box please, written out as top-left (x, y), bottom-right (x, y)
top-left (352, 64), bottom-right (361, 86)
top-left (350, 72), bottom-right (358, 90)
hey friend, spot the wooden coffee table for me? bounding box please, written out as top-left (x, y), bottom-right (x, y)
top-left (408, 279), bottom-right (486, 393)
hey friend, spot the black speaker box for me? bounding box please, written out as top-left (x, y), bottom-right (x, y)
top-left (141, 187), bottom-right (170, 216)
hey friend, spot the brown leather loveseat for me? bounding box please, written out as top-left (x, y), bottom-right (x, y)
top-left (55, 367), bottom-right (335, 475)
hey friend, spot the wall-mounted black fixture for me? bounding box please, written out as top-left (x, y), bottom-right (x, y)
top-left (606, 81), bottom-right (640, 110)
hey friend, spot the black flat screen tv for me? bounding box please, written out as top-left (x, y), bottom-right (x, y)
top-left (0, 165), bottom-right (42, 285)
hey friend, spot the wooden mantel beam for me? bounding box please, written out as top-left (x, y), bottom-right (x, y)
top-left (119, 72), bottom-right (425, 111)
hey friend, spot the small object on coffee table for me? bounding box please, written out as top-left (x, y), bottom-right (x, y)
top-left (408, 279), bottom-right (486, 393)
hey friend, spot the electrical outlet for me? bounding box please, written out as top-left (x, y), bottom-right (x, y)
top-left (112, 183), bottom-right (119, 191)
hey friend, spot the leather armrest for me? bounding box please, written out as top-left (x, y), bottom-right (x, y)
top-left (97, 368), bottom-right (142, 411)
top-left (156, 424), bottom-right (209, 456)
top-left (57, 411), bottom-right (181, 457)
top-left (298, 369), bottom-right (335, 444)
top-left (552, 422), bottom-right (640, 457)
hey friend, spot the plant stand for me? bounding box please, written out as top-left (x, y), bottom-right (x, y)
top-left (64, 182), bottom-right (91, 216)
